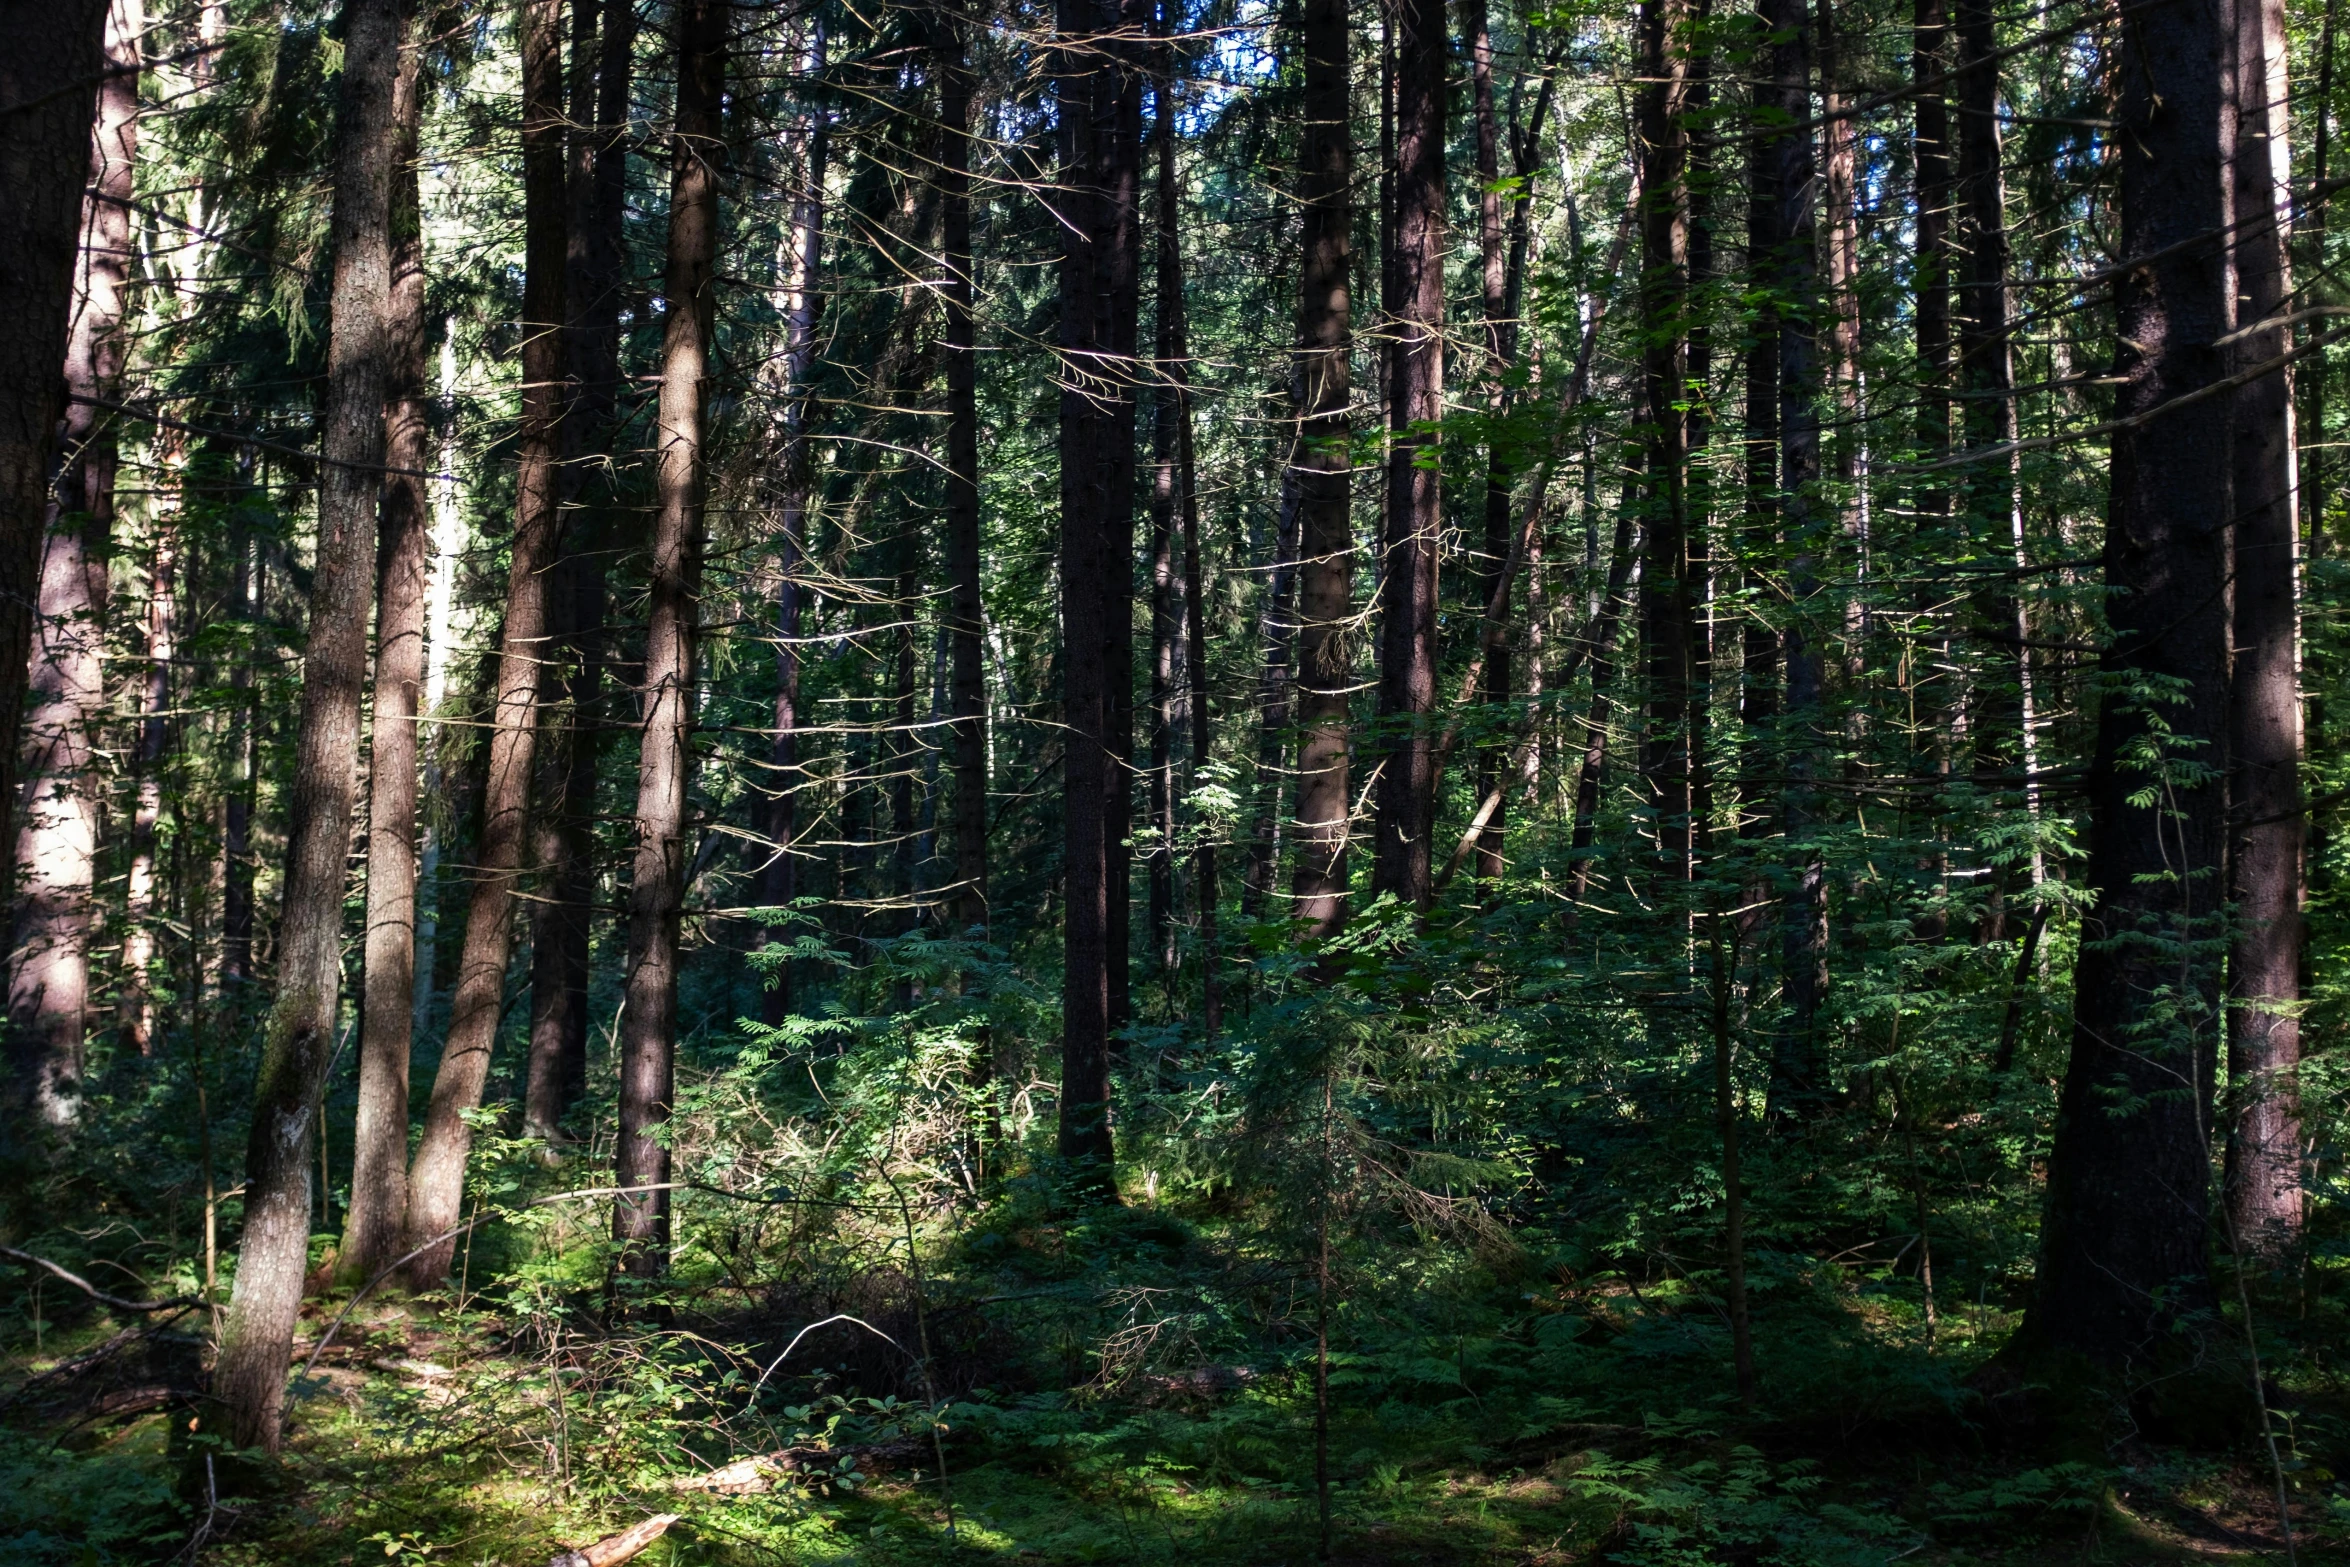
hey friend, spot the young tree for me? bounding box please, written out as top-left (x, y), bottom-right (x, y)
top-left (2024, 0), bottom-right (2232, 1372)
top-left (215, 0), bottom-right (406, 1453)
top-left (1370, 0), bottom-right (1446, 910)
top-left (614, 0), bottom-right (725, 1275)
top-left (403, 0), bottom-right (569, 1286)
top-left (1290, 0), bottom-right (1352, 941)
top-left (939, 3), bottom-right (988, 940)
top-left (7, 0), bottom-right (138, 1120)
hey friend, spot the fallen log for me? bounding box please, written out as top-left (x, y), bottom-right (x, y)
top-left (548, 1514), bottom-right (679, 1567)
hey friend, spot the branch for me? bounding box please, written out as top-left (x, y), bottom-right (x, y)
top-left (0, 1246), bottom-right (201, 1314)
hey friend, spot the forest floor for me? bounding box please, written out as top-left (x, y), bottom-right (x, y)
top-left (5, 1205), bottom-right (2348, 1565)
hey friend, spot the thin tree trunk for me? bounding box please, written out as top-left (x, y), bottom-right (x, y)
top-left (940, 7), bottom-right (987, 941)
top-left (1149, 54), bottom-right (1187, 970)
top-left (1178, 323), bottom-right (1219, 1033)
top-left (403, 0), bottom-right (569, 1287)
top-left (1371, 0), bottom-right (1446, 909)
top-left (120, 515), bottom-right (173, 1053)
top-left (215, 0), bottom-right (403, 1453)
top-left (1290, 0), bottom-right (1352, 942)
top-left (1911, 0), bottom-right (1953, 938)
top-left (758, 25), bottom-right (828, 1020)
top-left (1469, 0), bottom-right (1510, 890)
top-left (525, 0), bottom-right (635, 1128)
top-left (7, 0), bottom-right (134, 1119)
top-left (2026, 0), bottom-right (2231, 1368)
top-left (341, 34), bottom-right (430, 1280)
top-left (1764, 0), bottom-right (1828, 1119)
top-left (224, 521), bottom-right (260, 985)
top-left (613, 0), bottom-right (724, 1275)
top-left (2225, 0), bottom-right (2304, 1264)
top-left (1242, 462), bottom-right (1300, 920)
top-left (1564, 474), bottom-right (1642, 922)
top-left (1054, 0), bottom-right (1145, 1196)
top-left (0, 0), bottom-right (109, 937)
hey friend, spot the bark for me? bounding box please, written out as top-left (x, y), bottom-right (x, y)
top-left (1290, 0), bottom-right (1352, 941)
top-left (341, 34), bottom-right (429, 1281)
top-left (1564, 475), bottom-right (1643, 919)
top-left (224, 523), bottom-right (260, 984)
top-left (7, 0), bottom-right (134, 1121)
top-left (525, 0), bottom-right (634, 1128)
top-left (614, 0), bottom-right (723, 1275)
top-left (1149, 50), bottom-right (1188, 971)
top-left (2224, 0), bottom-right (2303, 1263)
top-left (940, 7), bottom-right (987, 939)
top-left (1762, 0), bottom-right (1828, 1119)
top-left (215, 0), bottom-right (403, 1454)
top-left (1911, 0), bottom-right (1953, 936)
top-left (1241, 458), bottom-right (1301, 920)
top-left (1055, 0), bottom-right (1146, 1196)
top-left (1740, 119), bottom-right (1779, 846)
top-left (403, 0), bottom-right (568, 1288)
top-left (1371, 0), bottom-right (1446, 909)
top-left (2026, 0), bottom-right (2232, 1368)
top-left (0, 0), bottom-right (109, 949)
top-left (1636, 0), bottom-right (1695, 886)
top-left (756, 24), bottom-right (827, 1020)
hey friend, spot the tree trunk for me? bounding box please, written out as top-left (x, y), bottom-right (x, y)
top-left (1149, 55), bottom-right (1186, 971)
top-left (340, 34), bottom-right (430, 1281)
top-left (1290, 0), bottom-right (1352, 942)
top-left (940, 8), bottom-right (987, 941)
top-left (1241, 462), bottom-right (1300, 921)
top-left (2225, 0), bottom-right (2303, 1264)
top-left (1911, 0), bottom-right (1953, 937)
top-left (7, 0), bottom-right (134, 1121)
top-left (1055, 0), bottom-right (1145, 1197)
top-left (120, 515), bottom-right (173, 1053)
top-left (1371, 0), bottom-right (1446, 910)
top-left (1564, 474), bottom-right (1642, 918)
top-left (757, 25), bottom-right (828, 1020)
top-left (403, 0), bottom-right (569, 1287)
top-left (214, 0), bottom-right (403, 1454)
top-left (614, 0), bottom-right (724, 1276)
top-left (525, 0), bottom-right (635, 1130)
top-left (1762, 0), bottom-right (1828, 1119)
top-left (2026, 0), bottom-right (2231, 1369)
top-left (1636, 0), bottom-right (1694, 888)
top-left (224, 521), bottom-right (261, 986)
top-left (1469, 0), bottom-right (1509, 890)
top-left (0, 0), bottom-right (109, 944)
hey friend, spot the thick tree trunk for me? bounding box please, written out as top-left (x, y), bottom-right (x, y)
top-left (613, 0), bottom-right (723, 1275)
top-left (0, 0), bottom-right (109, 946)
top-left (2026, 0), bottom-right (2231, 1369)
top-left (524, 0), bottom-right (634, 1131)
top-left (1371, 0), bottom-right (1446, 909)
top-left (940, 8), bottom-right (987, 941)
top-left (403, 0), bottom-right (568, 1288)
top-left (1762, 0), bottom-right (1828, 1118)
top-left (7, 0), bottom-right (135, 1120)
top-left (340, 36), bottom-right (430, 1281)
top-left (1636, 0), bottom-right (1694, 888)
top-left (756, 27), bottom-right (827, 1021)
top-left (215, 0), bottom-right (402, 1454)
top-left (1054, 0), bottom-right (1145, 1197)
top-left (2225, 0), bottom-right (2303, 1264)
top-left (1290, 0), bottom-right (1352, 942)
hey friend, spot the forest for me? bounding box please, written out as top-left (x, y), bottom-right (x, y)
top-left (0, 0), bottom-right (2345, 1555)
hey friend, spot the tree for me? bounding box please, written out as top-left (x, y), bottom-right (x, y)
top-left (340, 24), bottom-right (431, 1283)
top-left (1370, 0), bottom-right (1446, 910)
top-left (402, 0), bottom-right (569, 1287)
top-left (1054, 0), bottom-right (1145, 1196)
top-left (7, 0), bottom-right (137, 1122)
top-left (2024, 0), bottom-right (2232, 1373)
top-left (1290, 0), bottom-right (1352, 942)
top-left (214, 0), bottom-right (406, 1453)
top-left (614, 0), bottom-right (725, 1276)
top-left (940, 2), bottom-right (987, 941)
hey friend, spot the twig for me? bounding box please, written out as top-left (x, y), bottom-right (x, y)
top-left (0, 1246), bottom-right (201, 1314)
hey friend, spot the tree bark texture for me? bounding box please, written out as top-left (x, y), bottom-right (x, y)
top-left (1290, 0), bottom-right (1352, 941)
top-left (119, 518), bottom-right (171, 1056)
top-left (614, 0), bottom-right (724, 1275)
top-left (341, 34), bottom-right (430, 1281)
top-left (1054, 0), bottom-right (1144, 1196)
top-left (7, 0), bottom-right (135, 1123)
top-left (2029, 0), bottom-right (2233, 1369)
top-left (941, 6), bottom-right (988, 940)
top-left (1372, 0), bottom-right (1446, 909)
top-left (403, 0), bottom-right (568, 1287)
top-left (0, 0), bottom-right (108, 950)
top-left (2225, 0), bottom-right (2303, 1263)
top-left (215, 0), bottom-right (402, 1453)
